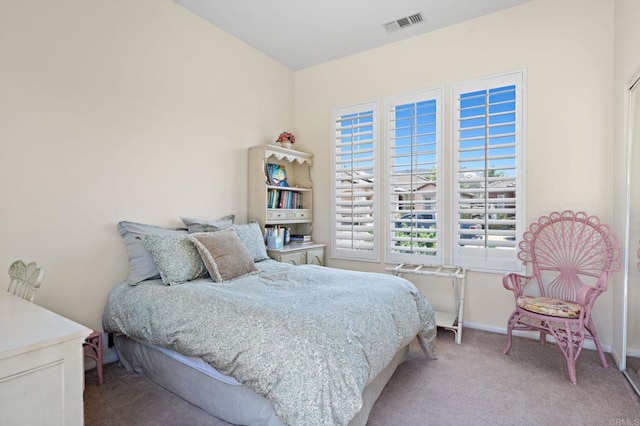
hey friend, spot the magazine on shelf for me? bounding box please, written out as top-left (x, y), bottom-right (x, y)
top-left (266, 163), bottom-right (289, 187)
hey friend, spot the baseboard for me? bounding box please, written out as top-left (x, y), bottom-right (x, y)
top-left (461, 322), bottom-right (611, 353)
top-left (103, 349), bottom-right (119, 365)
top-left (626, 347), bottom-right (640, 358)
top-left (611, 346), bottom-right (624, 369)
top-left (91, 325), bottom-right (639, 371)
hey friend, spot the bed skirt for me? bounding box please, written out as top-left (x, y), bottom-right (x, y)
top-left (114, 334), bottom-right (409, 426)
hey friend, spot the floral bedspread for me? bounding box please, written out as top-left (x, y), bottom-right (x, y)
top-left (103, 260), bottom-right (436, 425)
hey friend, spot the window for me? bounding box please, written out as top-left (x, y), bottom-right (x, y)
top-left (331, 71), bottom-right (525, 272)
top-left (452, 71), bottom-right (525, 272)
top-left (331, 101), bottom-right (380, 262)
top-left (385, 88), bottom-right (444, 265)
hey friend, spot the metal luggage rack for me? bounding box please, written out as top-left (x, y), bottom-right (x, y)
top-left (386, 264), bottom-right (467, 344)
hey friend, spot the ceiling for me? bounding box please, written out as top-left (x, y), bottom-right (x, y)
top-left (173, 0), bottom-right (533, 71)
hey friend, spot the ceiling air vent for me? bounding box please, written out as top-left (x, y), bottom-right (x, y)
top-left (383, 12), bottom-right (424, 34)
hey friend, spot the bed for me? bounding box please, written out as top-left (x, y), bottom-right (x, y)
top-left (103, 220), bottom-right (437, 426)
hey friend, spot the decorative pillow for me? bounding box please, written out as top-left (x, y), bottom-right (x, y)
top-left (231, 222), bottom-right (269, 262)
top-left (118, 221), bottom-right (188, 285)
top-left (181, 215), bottom-right (235, 233)
top-left (517, 295), bottom-right (581, 319)
top-left (141, 234), bottom-right (207, 285)
top-left (189, 229), bottom-right (258, 282)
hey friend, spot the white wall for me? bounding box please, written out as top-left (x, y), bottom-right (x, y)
top-left (612, 0), bottom-right (640, 364)
top-left (0, 0), bottom-right (294, 331)
top-left (294, 0), bottom-right (618, 344)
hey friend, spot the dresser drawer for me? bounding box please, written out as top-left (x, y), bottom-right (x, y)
top-left (290, 209), bottom-right (311, 220)
top-left (267, 210), bottom-right (290, 220)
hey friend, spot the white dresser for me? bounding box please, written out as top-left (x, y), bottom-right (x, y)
top-left (0, 291), bottom-right (91, 425)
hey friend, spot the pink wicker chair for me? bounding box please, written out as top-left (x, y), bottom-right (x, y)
top-left (503, 210), bottom-right (621, 384)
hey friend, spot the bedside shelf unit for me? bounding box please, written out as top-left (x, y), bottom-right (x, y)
top-left (249, 144), bottom-right (324, 264)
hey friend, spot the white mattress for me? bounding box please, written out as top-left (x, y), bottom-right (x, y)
top-left (134, 337), bottom-right (241, 386)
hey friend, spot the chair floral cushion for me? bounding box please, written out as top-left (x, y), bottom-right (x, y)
top-left (516, 295), bottom-right (581, 318)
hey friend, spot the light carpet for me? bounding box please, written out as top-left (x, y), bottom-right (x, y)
top-left (83, 328), bottom-right (640, 425)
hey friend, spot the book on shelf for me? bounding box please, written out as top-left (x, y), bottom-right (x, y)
top-left (289, 234), bottom-right (312, 243)
top-left (267, 189), bottom-right (303, 209)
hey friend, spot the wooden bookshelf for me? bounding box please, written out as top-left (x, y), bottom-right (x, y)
top-left (248, 144), bottom-right (325, 264)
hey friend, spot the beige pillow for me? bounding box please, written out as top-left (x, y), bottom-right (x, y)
top-left (189, 229), bottom-right (258, 282)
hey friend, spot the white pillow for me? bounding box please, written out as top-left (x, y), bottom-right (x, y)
top-left (180, 214), bottom-right (235, 233)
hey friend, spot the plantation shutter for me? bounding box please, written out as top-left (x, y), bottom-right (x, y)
top-left (331, 101), bottom-right (380, 261)
top-left (452, 71), bottom-right (525, 272)
top-left (385, 88), bottom-right (443, 265)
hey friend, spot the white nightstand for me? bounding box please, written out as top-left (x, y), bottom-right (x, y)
top-left (267, 242), bottom-right (325, 266)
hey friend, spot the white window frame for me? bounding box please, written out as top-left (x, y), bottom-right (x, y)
top-left (451, 70), bottom-right (526, 273)
top-left (331, 100), bottom-right (380, 262)
top-left (384, 87), bottom-right (444, 265)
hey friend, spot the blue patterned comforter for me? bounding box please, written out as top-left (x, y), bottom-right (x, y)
top-left (103, 260), bottom-right (436, 425)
